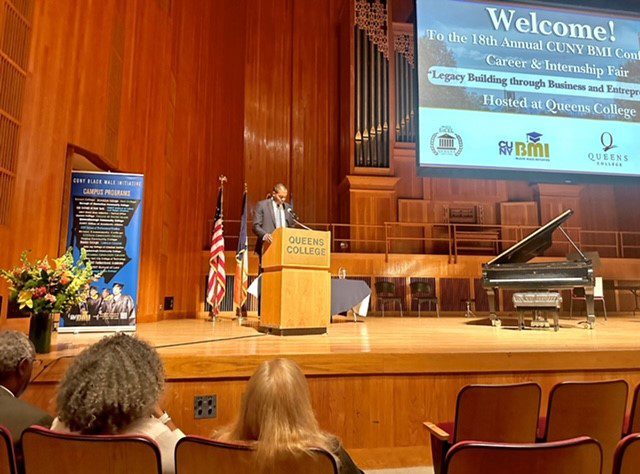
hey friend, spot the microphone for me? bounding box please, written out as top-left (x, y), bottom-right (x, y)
top-left (286, 207), bottom-right (312, 231)
top-left (286, 207), bottom-right (300, 220)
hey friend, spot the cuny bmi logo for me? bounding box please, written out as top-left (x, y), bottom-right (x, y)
top-left (499, 132), bottom-right (550, 160)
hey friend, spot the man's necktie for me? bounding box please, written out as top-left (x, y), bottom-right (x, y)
top-left (275, 205), bottom-right (282, 228)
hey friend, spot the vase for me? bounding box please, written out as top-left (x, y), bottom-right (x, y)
top-left (29, 312), bottom-right (53, 354)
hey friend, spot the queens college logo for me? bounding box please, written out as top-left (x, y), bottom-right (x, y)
top-left (430, 126), bottom-right (463, 156)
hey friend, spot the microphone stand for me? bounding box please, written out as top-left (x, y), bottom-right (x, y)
top-left (287, 208), bottom-right (312, 231)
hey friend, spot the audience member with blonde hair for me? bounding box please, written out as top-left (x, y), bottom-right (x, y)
top-left (215, 358), bottom-right (363, 473)
top-left (51, 333), bottom-right (184, 473)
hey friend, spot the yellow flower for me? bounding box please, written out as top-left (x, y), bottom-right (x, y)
top-left (18, 290), bottom-right (34, 309)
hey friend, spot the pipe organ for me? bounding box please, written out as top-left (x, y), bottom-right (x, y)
top-left (354, 0), bottom-right (390, 168)
top-left (393, 28), bottom-right (416, 143)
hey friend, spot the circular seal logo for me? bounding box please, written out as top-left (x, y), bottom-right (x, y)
top-left (430, 126), bottom-right (463, 156)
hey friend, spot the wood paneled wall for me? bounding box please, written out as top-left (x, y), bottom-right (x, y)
top-left (0, 0), bottom-right (225, 322)
top-left (243, 0), bottom-right (343, 223)
top-left (0, 0), bottom-right (348, 323)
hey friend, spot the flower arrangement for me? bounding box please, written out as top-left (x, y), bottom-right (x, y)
top-left (0, 248), bottom-right (100, 316)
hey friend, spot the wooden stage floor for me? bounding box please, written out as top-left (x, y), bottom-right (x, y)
top-left (36, 314), bottom-right (640, 377)
top-left (19, 315), bottom-right (640, 469)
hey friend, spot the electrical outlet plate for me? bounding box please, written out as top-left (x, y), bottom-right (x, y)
top-left (194, 394), bottom-right (217, 419)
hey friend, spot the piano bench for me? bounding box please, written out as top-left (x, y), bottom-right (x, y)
top-left (512, 292), bottom-right (563, 332)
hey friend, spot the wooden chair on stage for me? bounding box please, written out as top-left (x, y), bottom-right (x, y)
top-left (569, 276), bottom-right (607, 320)
top-left (626, 384), bottom-right (640, 435)
top-left (443, 436), bottom-right (602, 474)
top-left (21, 426), bottom-right (162, 474)
top-left (539, 379), bottom-right (628, 474)
top-left (375, 281), bottom-right (403, 317)
top-left (613, 433), bottom-right (640, 474)
top-left (175, 436), bottom-right (339, 473)
top-left (0, 426), bottom-right (16, 474)
top-left (410, 281), bottom-right (439, 317)
top-left (423, 382), bottom-right (542, 474)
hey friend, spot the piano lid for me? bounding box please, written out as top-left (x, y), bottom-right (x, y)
top-left (486, 209), bottom-right (575, 265)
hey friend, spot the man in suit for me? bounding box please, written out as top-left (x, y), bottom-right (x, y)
top-left (252, 183), bottom-right (297, 317)
top-left (0, 331), bottom-right (53, 465)
top-left (252, 183), bottom-right (296, 262)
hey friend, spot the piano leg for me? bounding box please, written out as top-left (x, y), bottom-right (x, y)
top-left (487, 288), bottom-right (500, 326)
top-left (584, 286), bottom-right (596, 329)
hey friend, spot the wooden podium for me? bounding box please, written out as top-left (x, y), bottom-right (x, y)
top-left (259, 227), bottom-right (331, 335)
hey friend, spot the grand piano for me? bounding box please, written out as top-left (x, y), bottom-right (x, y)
top-left (482, 209), bottom-right (596, 328)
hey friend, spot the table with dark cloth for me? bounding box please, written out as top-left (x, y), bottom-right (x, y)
top-left (248, 276), bottom-right (371, 317)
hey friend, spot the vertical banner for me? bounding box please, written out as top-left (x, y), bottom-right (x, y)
top-left (60, 171), bottom-right (144, 332)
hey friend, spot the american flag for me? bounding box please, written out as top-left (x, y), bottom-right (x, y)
top-left (233, 186), bottom-right (248, 315)
top-left (207, 186), bottom-right (225, 314)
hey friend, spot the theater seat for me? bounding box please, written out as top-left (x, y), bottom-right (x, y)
top-left (613, 433), bottom-right (640, 474)
top-left (0, 426), bottom-right (16, 474)
top-left (540, 379), bottom-right (628, 474)
top-left (423, 382), bottom-right (541, 474)
top-left (444, 436), bottom-right (602, 474)
top-left (21, 426), bottom-right (162, 474)
top-left (175, 436), bottom-right (339, 474)
top-left (627, 384), bottom-right (640, 435)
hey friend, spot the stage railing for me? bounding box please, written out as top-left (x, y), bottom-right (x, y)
top-left (207, 220), bottom-right (640, 261)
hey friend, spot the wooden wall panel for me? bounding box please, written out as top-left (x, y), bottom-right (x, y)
top-left (207, 0), bottom-right (247, 224)
top-left (499, 201), bottom-right (539, 250)
top-left (614, 186), bottom-right (640, 231)
top-left (5, 0), bottom-right (116, 263)
top-left (394, 147), bottom-right (422, 200)
top-left (290, 0), bottom-right (339, 224)
top-left (580, 184), bottom-right (617, 231)
top-left (343, 176), bottom-right (400, 253)
top-left (118, 0), bottom-right (172, 322)
top-left (397, 199), bottom-right (428, 254)
top-left (440, 278), bottom-right (469, 311)
top-left (1, 0), bottom-right (221, 322)
top-left (244, 0), bottom-right (293, 207)
top-left (425, 178), bottom-right (507, 202)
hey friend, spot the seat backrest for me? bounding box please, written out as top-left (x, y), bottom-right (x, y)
top-left (544, 379), bottom-right (628, 474)
top-left (444, 436), bottom-right (602, 474)
top-left (21, 426), bottom-right (162, 474)
top-left (175, 436), bottom-right (339, 474)
top-left (613, 433), bottom-right (640, 474)
top-left (628, 384), bottom-right (640, 434)
top-left (453, 383), bottom-right (541, 443)
top-left (0, 426), bottom-right (16, 474)
top-left (375, 280), bottom-right (396, 297)
top-left (410, 281), bottom-right (433, 297)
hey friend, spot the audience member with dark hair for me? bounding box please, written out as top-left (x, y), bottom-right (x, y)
top-left (215, 358), bottom-right (363, 474)
top-left (51, 333), bottom-right (183, 473)
top-left (0, 331), bottom-right (53, 467)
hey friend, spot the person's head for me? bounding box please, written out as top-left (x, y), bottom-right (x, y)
top-left (112, 283), bottom-right (124, 296)
top-left (56, 333), bottom-right (164, 434)
top-left (0, 331), bottom-right (36, 397)
top-left (271, 183), bottom-right (288, 206)
top-left (218, 358), bottom-right (335, 466)
top-left (101, 288), bottom-right (110, 298)
top-left (89, 286), bottom-right (99, 298)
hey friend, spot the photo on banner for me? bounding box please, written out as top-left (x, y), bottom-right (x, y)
top-left (60, 171), bottom-right (144, 332)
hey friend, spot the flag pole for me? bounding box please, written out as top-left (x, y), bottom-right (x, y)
top-left (234, 182), bottom-right (249, 322)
